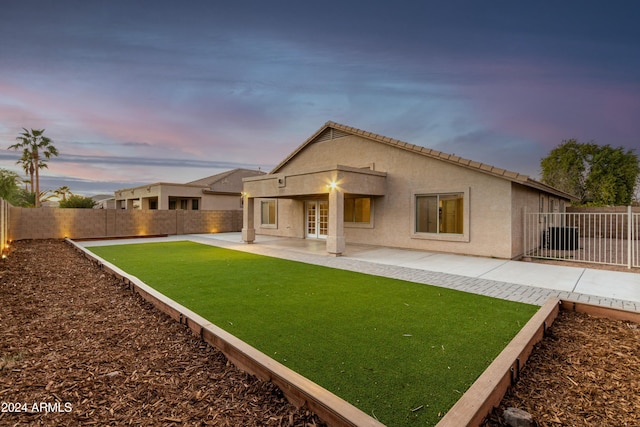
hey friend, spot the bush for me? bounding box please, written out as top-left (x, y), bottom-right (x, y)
top-left (59, 195), bottom-right (96, 208)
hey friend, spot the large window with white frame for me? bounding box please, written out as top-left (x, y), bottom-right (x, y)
top-left (261, 199), bottom-right (277, 227)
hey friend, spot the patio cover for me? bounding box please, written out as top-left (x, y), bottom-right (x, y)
top-left (241, 165), bottom-right (387, 255)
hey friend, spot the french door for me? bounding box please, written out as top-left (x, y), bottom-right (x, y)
top-left (306, 200), bottom-right (328, 239)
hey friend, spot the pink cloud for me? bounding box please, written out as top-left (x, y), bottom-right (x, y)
top-left (455, 60), bottom-right (640, 150)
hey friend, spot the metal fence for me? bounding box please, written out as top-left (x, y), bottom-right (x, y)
top-left (523, 207), bottom-right (640, 268)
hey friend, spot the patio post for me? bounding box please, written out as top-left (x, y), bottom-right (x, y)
top-left (327, 185), bottom-right (345, 256)
top-left (242, 196), bottom-right (255, 243)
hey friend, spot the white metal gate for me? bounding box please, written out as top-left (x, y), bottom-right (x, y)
top-left (523, 207), bottom-right (640, 268)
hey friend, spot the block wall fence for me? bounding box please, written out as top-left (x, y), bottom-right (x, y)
top-left (1, 201), bottom-right (242, 242)
top-left (566, 206), bottom-right (640, 239)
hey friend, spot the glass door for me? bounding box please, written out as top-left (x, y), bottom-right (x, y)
top-left (306, 201), bottom-right (328, 239)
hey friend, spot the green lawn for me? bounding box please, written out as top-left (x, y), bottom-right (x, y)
top-left (89, 241), bottom-right (537, 426)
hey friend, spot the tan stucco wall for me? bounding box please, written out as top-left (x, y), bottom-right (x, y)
top-left (253, 199), bottom-right (305, 238)
top-left (200, 194), bottom-right (242, 210)
top-left (8, 207), bottom-right (242, 240)
top-left (511, 185), bottom-right (570, 258)
top-left (252, 135), bottom-right (519, 258)
top-left (511, 184), bottom-right (541, 258)
top-left (115, 183), bottom-right (243, 211)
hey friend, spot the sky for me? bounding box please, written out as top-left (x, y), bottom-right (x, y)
top-left (1, 1), bottom-right (639, 195)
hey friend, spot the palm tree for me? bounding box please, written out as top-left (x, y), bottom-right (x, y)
top-left (17, 149), bottom-right (35, 193)
top-left (8, 129), bottom-right (59, 207)
top-left (54, 185), bottom-right (72, 201)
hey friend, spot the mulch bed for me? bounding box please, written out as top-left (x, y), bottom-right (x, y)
top-left (0, 240), bottom-right (323, 426)
top-left (483, 310), bottom-right (640, 426)
top-left (2, 240), bottom-right (639, 427)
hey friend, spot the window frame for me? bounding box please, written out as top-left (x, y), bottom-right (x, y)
top-left (344, 197), bottom-right (374, 229)
top-left (411, 188), bottom-right (470, 242)
top-left (260, 199), bottom-right (277, 228)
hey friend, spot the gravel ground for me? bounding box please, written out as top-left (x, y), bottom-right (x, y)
top-left (0, 240), bottom-right (323, 426)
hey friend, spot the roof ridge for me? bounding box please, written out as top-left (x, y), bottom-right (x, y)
top-left (326, 121), bottom-right (530, 182)
top-left (271, 121), bottom-right (576, 199)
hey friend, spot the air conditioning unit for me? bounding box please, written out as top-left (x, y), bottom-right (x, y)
top-left (546, 226), bottom-right (579, 250)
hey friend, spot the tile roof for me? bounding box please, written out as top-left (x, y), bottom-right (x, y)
top-left (272, 121), bottom-right (577, 200)
top-left (185, 169), bottom-right (239, 187)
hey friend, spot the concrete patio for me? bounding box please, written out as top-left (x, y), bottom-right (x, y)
top-left (79, 232), bottom-right (640, 312)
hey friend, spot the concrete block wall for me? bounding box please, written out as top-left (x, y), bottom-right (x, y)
top-left (566, 206), bottom-right (640, 239)
top-left (7, 207), bottom-right (243, 241)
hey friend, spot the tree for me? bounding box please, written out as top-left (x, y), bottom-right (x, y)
top-left (0, 169), bottom-right (34, 207)
top-left (54, 186), bottom-right (73, 201)
top-left (541, 140), bottom-right (640, 206)
top-left (540, 139), bottom-right (594, 202)
top-left (17, 149), bottom-right (35, 193)
top-left (59, 195), bottom-right (96, 208)
top-left (8, 128), bottom-right (59, 208)
top-left (0, 168), bottom-right (21, 202)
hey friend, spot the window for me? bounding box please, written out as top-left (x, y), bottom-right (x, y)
top-left (415, 193), bottom-right (464, 234)
top-left (180, 199), bottom-right (188, 210)
top-left (261, 200), bottom-right (276, 226)
top-left (344, 197), bottom-right (371, 223)
top-left (192, 199), bottom-right (199, 210)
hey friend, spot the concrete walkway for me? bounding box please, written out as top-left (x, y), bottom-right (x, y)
top-left (79, 232), bottom-right (640, 312)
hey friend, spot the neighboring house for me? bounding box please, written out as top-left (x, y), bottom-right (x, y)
top-left (115, 168), bottom-right (265, 210)
top-left (92, 194), bottom-right (116, 209)
top-left (241, 122), bottom-right (576, 259)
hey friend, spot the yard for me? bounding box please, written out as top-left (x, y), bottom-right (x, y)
top-left (88, 241), bottom-right (537, 426)
top-left (2, 240), bottom-right (638, 426)
top-left (0, 240), bottom-right (321, 426)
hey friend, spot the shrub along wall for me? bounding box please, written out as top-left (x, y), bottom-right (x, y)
top-left (7, 207), bottom-right (242, 241)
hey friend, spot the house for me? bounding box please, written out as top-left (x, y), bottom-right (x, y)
top-left (92, 194), bottom-right (116, 209)
top-left (241, 122), bottom-right (575, 259)
top-left (115, 168), bottom-right (265, 210)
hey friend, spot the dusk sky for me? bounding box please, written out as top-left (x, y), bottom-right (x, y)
top-left (2, 1), bottom-right (639, 195)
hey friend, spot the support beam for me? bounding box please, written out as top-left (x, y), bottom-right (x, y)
top-left (327, 187), bottom-right (345, 256)
top-left (158, 194), bottom-right (169, 210)
top-left (242, 197), bottom-right (255, 243)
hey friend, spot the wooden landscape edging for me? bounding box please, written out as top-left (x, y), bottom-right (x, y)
top-left (560, 300), bottom-right (640, 323)
top-left (66, 239), bottom-right (385, 427)
top-left (67, 238), bottom-right (640, 427)
top-left (437, 298), bottom-right (640, 427)
top-left (436, 298), bottom-right (561, 427)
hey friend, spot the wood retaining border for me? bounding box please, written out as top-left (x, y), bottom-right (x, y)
top-left (67, 239), bottom-right (385, 427)
top-left (67, 239), bottom-right (640, 427)
top-left (437, 299), bottom-right (640, 427)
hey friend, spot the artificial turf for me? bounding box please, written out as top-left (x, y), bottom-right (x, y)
top-left (89, 241), bottom-right (538, 426)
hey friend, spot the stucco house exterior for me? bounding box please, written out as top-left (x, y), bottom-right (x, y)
top-left (241, 122), bottom-right (575, 259)
top-left (115, 168), bottom-right (264, 210)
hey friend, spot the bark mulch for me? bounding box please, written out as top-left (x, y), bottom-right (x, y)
top-left (2, 240), bottom-right (639, 427)
top-left (483, 309), bottom-right (640, 427)
top-left (0, 240), bottom-right (323, 426)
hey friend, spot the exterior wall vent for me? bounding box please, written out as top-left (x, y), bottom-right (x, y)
top-left (314, 127), bottom-right (349, 144)
top-left (331, 128), bottom-right (349, 139)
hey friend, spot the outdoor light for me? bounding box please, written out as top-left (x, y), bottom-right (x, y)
top-left (328, 181), bottom-right (337, 190)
